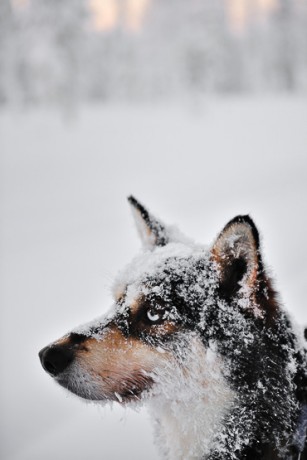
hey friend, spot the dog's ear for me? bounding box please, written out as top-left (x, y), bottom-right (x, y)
top-left (128, 196), bottom-right (168, 249)
top-left (211, 215), bottom-right (262, 299)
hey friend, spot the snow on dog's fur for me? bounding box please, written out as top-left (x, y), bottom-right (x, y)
top-left (39, 197), bottom-right (307, 459)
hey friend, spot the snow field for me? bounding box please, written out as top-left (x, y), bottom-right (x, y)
top-left (1, 97), bottom-right (307, 459)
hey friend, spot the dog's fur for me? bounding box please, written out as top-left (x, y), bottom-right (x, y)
top-left (39, 197), bottom-right (307, 459)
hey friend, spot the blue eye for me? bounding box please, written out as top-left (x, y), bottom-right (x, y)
top-left (147, 309), bottom-right (162, 322)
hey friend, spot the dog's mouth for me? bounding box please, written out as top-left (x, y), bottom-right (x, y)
top-left (39, 327), bottom-right (167, 405)
top-left (55, 365), bottom-right (155, 404)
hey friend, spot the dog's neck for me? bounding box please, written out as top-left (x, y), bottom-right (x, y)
top-left (148, 346), bottom-right (235, 460)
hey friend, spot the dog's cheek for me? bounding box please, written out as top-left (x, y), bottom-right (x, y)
top-left (71, 328), bottom-right (170, 400)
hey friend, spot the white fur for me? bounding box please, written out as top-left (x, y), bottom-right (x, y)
top-left (148, 340), bottom-right (236, 460)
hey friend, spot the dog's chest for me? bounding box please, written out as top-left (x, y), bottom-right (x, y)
top-left (149, 349), bottom-right (235, 460)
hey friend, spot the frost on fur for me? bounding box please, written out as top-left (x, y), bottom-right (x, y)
top-left (39, 198), bottom-right (307, 460)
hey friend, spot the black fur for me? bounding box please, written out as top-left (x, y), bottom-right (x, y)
top-left (110, 214), bottom-right (307, 459)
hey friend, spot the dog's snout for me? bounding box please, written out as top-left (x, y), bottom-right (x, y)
top-left (39, 345), bottom-right (74, 377)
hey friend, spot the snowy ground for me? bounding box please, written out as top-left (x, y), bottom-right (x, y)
top-left (1, 97), bottom-right (307, 460)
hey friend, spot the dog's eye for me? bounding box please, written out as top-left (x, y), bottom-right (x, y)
top-left (147, 309), bottom-right (162, 323)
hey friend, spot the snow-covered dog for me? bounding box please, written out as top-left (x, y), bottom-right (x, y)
top-left (39, 197), bottom-right (307, 459)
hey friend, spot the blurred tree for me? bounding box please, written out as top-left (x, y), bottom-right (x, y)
top-left (0, 0), bottom-right (15, 105)
top-left (271, 0), bottom-right (298, 91)
top-left (19, 0), bottom-right (90, 107)
top-left (1, 0), bottom-right (307, 107)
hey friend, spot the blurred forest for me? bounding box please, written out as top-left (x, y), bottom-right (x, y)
top-left (1, 0), bottom-right (307, 107)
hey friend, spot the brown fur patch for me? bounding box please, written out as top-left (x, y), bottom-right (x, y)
top-left (54, 335), bottom-right (71, 347)
top-left (113, 285), bottom-right (127, 303)
top-left (130, 297), bottom-right (142, 314)
top-left (73, 326), bottom-right (169, 400)
top-left (148, 320), bottom-right (180, 336)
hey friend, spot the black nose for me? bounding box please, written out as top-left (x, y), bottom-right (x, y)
top-left (39, 345), bottom-right (74, 377)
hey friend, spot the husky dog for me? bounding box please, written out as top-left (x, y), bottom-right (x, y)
top-left (39, 197), bottom-right (307, 460)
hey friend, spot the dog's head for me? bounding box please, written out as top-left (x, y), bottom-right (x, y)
top-left (39, 197), bottom-right (272, 405)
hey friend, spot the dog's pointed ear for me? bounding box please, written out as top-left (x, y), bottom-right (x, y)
top-left (128, 196), bottom-right (168, 249)
top-left (211, 215), bottom-right (261, 299)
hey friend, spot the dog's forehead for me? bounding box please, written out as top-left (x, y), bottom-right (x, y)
top-left (72, 243), bottom-right (213, 339)
top-left (113, 242), bottom-right (210, 302)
